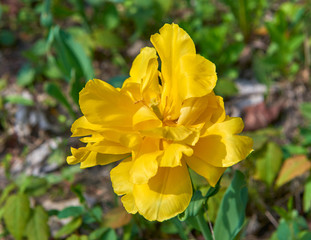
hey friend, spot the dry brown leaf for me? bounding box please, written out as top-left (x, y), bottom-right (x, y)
top-left (275, 155), bottom-right (311, 188)
top-left (103, 206), bottom-right (132, 229)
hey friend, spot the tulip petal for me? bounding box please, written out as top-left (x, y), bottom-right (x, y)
top-left (179, 54), bottom-right (217, 99)
top-left (159, 141), bottom-right (193, 167)
top-left (140, 125), bottom-right (200, 145)
top-left (111, 158), bottom-right (138, 214)
top-left (185, 155), bottom-right (226, 187)
top-left (71, 116), bottom-right (104, 137)
top-left (194, 117), bottom-right (253, 167)
top-left (151, 23), bottom-right (196, 119)
top-left (110, 158), bottom-right (134, 195)
top-left (79, 79), bottom-right (139, 128)
top-left (133, 159), bottom-right (192, 221)
top-left (67, 147), bottom-right (128, 168)
top-left (129, 137), bottom-right (161, 184)
top-left (178, 94), bottom-right (225, 126)
top-left (133, 106), bottom-right (162, 131)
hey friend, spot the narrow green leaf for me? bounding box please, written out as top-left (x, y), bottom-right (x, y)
top-left (0, 183), bottom-right (16, 205)
top-left (178, 190), bottom-right (205, 221)
top-left (300, 103), bottom-right (311, 122)
top-left (18, 176), bottom-right (49, 197)
top-left (44, 82), bottom-right (75, 118)
top-left (4, 95), bottom-right (34, 106)
top-left (66, 234), bottom-right (88, 240)
top-left (303, 177), bottom-right (311, 212)
top-left (26, 206), bottom-right (50, 240)
top-left (3, 194), bottom-right (31, 240)
top-left (58, 206), bottom-right (84, 219)
top-left (214, 171), bottom-right (248, 240)
top-left (54, 217), bottom-right (82, 238)
top-left (51, 26), bottom-right (94, 82)
top-left (17, 64), bottom-right (36, 87)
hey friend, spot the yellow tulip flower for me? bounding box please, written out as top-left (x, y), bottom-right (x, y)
top-left (67, 23), bottom-right (253, 222)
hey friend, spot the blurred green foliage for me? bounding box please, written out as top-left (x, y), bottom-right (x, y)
top-left (1, 0), bottom-right (311, 239)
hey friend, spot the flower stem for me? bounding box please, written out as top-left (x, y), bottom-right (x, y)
top-left (196, 210), bottom-right (213, 240)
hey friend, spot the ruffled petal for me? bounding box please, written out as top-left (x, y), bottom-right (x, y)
top-left (129, 137), bottom-right (161, 184)
top-left (159, 141), bottom-right (193, 167)
top-left (110, 158), bottom-right (138, 214)
top-left (194, 117), bottom-right (253, 167)
top-left (133, 159), bottom-right (192, 221)
top-left (140, 125), bottom-right (200, 146)
top-left (71, 116), bottom-right (104, 137)
top-left (87, 140), bottom-right (131, 155)
top-left (185, 155), bottom-right (226, 187)
top-left (121, 194), bottom-right (137, 214)
top-left (151, 23), bottom-right (196, 119)
top-left (67, 147), bottom-right (128, 168)
top-left (129, 47), bottom-right (161, 105)
top-left (79, 79), bottom-right (140, 128)
top-left (133, 106), bottom-right (162, 131)
top-left (178, 93), bottom-right (225, 126)
top-left (179, 54), bottom-right (217, 99)
top-left (110, 158), bottom-right (134, 195)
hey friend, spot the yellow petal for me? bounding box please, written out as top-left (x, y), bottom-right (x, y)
top-left (121, 194), bottom-right (138, 214)
top-left (151, 23), bottom-right (196, 119)
top-left (71, 116), bottom-right (104, 137)
top-left (129, 151), bottom-right (162, 184)
top-left (79, 79), bottom-right (139, 128)
top-left (185, 155), bottom-right (226, 187)
top-left (140, 125), bottom-right (200, 145)
top-left (129, 137), bottom-right (161, 184)
top-left (193, 118), bottom-right (253, 167)
top-left (133, 159), bottom-right (192, 221)
top-left (159, 141), bottom-right (193, 167)
top-left (80, 152), bottom-right (128, 169)
top-left (179, 54), bottom-right (217, 99)
top-left (178, 93), bottom-right (225, 126)
top-left (110, 158), bottom-right (134, 195)
top-left (204, 116), bottom-right (245, 136)
top-left (68, 147), bottom-right (127, 168)
top-left (87, 140), bottom-right (131, 155)
top-left (120, 80), bottom-right (141, 102)
top-left (132, 106), bottom-right (162, 131)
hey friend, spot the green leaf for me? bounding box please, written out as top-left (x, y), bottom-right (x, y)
top-left (214, 78), bottom-right (238, 97)
top-left (66, 234), bottom-right (88, 240)
top-left (214, 171), bottom-right (248, 240)
top-left (4, 95), bottom-right (34, 106)
top-left (70, 184), bottom-right (85, 204)
top-left (18, 175), bottom-right (49, 197)
top-left (44, 82), bottom-right (75, 117)
top-left (300, 103), bottom-right (311, 122)
top-left (179, 179), bottom-right (221, 221)
top-left (0, 183), bottom-right (16, 206)
top-left (51, 26), bottom-right (94, 82)
top-left (26, 206), bottom-right (50, 240)
top-left (303, 177), bottom-right (311, 212)
top-left (3, 194), bottom-right (31, 240)
top-left (101, 228), bottom-right (118, 240)
top-left (178, 190), bottom-right (205, 221)
top-left (54, 217), bottom-right (82, 238)
top-left (58, 206), bottom-right (84, 219)
top-left (17, 64), bottom-right (36, 87)
top-left (254, 142), bottom-right (283, 186)
top-left (0, 29), bottom-right (16, 46)
top-left (93, 29), bottom-right (124, 48)
top-left (89, 228), bottom-right (109, 240)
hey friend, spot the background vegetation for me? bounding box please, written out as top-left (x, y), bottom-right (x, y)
top-left (0, 0), bottom-right (311, 239)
